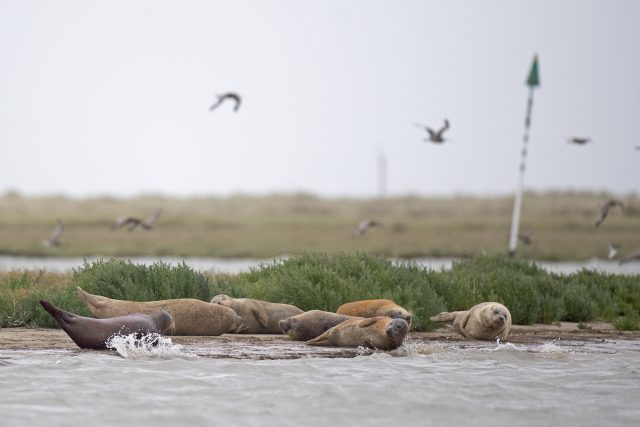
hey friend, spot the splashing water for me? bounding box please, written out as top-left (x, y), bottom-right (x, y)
top-left (106, 333), bottom-right (197, 360)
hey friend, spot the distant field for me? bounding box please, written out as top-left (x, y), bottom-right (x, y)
top-left (0, 191), bottom-right (638, 261)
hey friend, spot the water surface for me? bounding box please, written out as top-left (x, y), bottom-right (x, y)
top-left (1, 255), bottom-right (639, 275)
top-left (1, 339), bottom-right (639, 427)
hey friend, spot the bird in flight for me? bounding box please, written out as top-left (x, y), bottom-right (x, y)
top-left (209, 92), bottom-right (241, 112)
top-left (353, 219), bottom-right (383, 237)
top-left (567, 137), bottom-right (591, 145)
top-left (41, 220), bottom-right (64, 247)
top-left (415, 119), bottom-right (450, 143)
top-left (111, 209), bottom-right (162, 232)
top-left (595, 199), bottom-right (625, 227)
top-left (608, 242), bottom-right (620, 260)
top-left (518, 232), bottom-right (533, 246)
top-left (620, 249), bottom-right (640, 265)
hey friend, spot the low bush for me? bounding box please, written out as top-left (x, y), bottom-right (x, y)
top-left (1, 253), bottom-right (638, 331)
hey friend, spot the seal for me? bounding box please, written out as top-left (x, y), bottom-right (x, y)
top-left (39, 299), bottom-right (174, 350)
top-left (336, 299), bottom-right (412, 326)
top-left (278, 310), bottom-right (359, 341)
top-left (306, 316), bottom-right (408, 350)
top-left (75, 287), bottom-right (246, 336)
top-left (211, 294), bottom-right (304, 334)
top-left (430, 302), bottom-right (511, 340)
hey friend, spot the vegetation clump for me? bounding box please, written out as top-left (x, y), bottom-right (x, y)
top-left (1, 253), bottom-right (639, 331)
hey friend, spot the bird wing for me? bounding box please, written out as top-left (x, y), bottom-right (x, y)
top-left (49, 221), bottom-right (64, 243)
top-left (143, 209), bottom-right (162, 227)
top-left (209, 97), bottom-right (223, 111)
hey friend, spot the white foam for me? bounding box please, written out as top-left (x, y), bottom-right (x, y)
top-left (106, 333), bottom-right (197, 360)
top-left (536, 342), bottom-right (565, 353)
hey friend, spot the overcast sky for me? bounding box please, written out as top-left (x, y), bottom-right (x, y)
top-left (1, 0), bottom-right (639, 198)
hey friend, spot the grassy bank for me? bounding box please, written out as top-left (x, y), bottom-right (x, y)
top-left (1, 253), bottom-right (638, 331)
top-left (0, 191), bottom-right (639, 260)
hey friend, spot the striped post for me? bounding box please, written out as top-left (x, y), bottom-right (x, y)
top-left (508, 55), bottom-right (539, 257)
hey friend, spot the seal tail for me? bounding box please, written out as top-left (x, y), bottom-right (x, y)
top-left (75, 286), bottom-right (108, 312)
top-left (40, 300), bottom-right (75, 326)
top-left (305, 329), bottom-right (330, 346)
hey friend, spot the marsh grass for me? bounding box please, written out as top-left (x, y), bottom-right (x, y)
top-left (1, 191), bottom-right (639, 260)
top-left (2, 253), bottom-right (638, 331)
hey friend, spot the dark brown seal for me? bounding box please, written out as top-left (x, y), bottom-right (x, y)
top-left (39, 299), bottom-right (174, 350)
top-left (278, 310), bottom-right (359, 341)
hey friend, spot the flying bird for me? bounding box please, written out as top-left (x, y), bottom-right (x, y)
top-left (595, 199), bottom-right (625, 227)
top-left (619, 249), bottom-right (640, 265)
top-left (209, 92), bottom-right (241, 112)
top-left (608, 242), bottom-right (620, 260)
top-left (111, 209), bottom-right (162, 232)
top-left (415, 119), bottom-right (450, 143)
top-left (353, 219), bottom-right (383, 237)
top-left (41, 220), bottom-right (64, 247)
top-left (567, 137), bottom-right (591, 145)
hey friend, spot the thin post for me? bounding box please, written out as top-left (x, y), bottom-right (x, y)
top-left (377, 151), bottom-right (387, 198)
top-left (508, 55), bottom-right (540, 257)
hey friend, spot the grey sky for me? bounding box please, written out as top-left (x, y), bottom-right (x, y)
top-left (1, 0), bottom-right (639, 197)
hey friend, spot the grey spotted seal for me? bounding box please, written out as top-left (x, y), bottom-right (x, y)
top-left (278, 310), bottom-right (359, 341)
top-left (306, 316), bottom-right (408, 350)
top-left (75, 287), bottom-right (245, 336)
top-left (430, 302), bottom-right (511, 340)
top-left (211, 294), bottom-right (304, 334)
top-left (40, 299), bottom-right (173, 350)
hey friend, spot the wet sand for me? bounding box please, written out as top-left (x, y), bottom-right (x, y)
top-left (2, 322), bottom-right (639, 359)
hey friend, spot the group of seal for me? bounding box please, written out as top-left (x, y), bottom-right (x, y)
top-left (42, 287), bottom-right (511, 351)
top-left (75, 287), bottom-right (246, 336)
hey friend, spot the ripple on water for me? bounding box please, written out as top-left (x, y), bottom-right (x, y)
top-left (106, 333), bottom-right (197, 360)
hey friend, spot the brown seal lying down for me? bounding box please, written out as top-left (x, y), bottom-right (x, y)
top-left (211, 294), bottom-right (304, 334)
top-left (430, 302), bottom-right (511, 340)
top-left (39, 299), bottom-right (174, 350)
top-left (336, 299), bottom-right (412, 326)
top-left (278, 310), bottom-right (359, 341)
top-left (306, 316), bottom-right (409, 350)
top-left (75, 287), bottom-right (245, 336)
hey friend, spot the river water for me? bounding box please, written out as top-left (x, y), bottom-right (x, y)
top-left (1, 337), bottom-right (639, 427)
top-left (2, 256), bottom-right (639, 426)
top-left (1, 255), bottom-right (640, 275)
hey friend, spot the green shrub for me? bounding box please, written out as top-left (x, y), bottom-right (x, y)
top-left (1, 253), bottom-right (639, 331)
top-left (70, 258), bottom-right (212, 302)
top-left (210, 253), bottom-right (447, 331)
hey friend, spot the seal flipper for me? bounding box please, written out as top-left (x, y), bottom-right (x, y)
top-left (358, 317), bottom-right (385, 328)
top-left (75, 286), bottom-right (108, 311)
top-left (430, 311), bottom-right (461, 322)
top-left (250, 304), bottom-right (270, 329)
top-left (40, 300), bottom-right (77, 326)
top-left (306, 328), bottom-right (331, 346)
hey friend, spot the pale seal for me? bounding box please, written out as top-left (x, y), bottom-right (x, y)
top-left (278, 310), bottom-right (359, 341)
top-left (306, 316), bottom-right (408, 350)
top-left (40, 299), bottom-right (174, 350)
top-left (430, 302), bottom-right (511, 340)
top-left (211, 294), bottom-right (304, 334)
top-left (75, 287), bottom-right (245, 336)
top-left (336, 299), bottom-right (412, 326)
